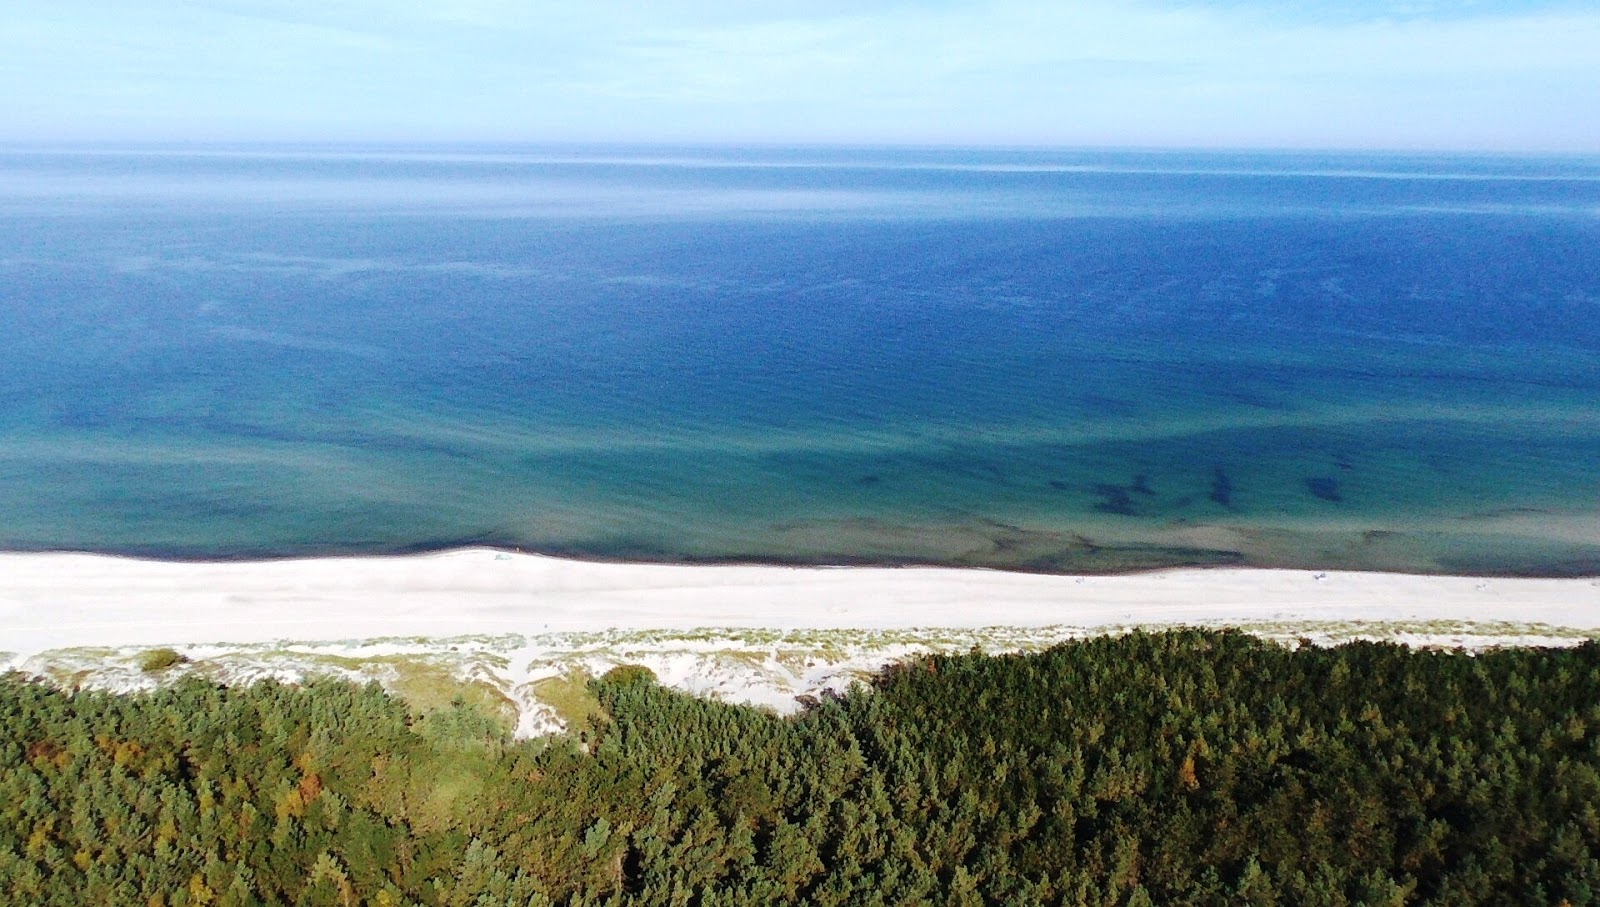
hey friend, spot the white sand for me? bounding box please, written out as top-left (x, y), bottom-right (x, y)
top-left (5, 549), bottom-right (1597, 736)
top-left (4, 547), bottom-right (1598, 654)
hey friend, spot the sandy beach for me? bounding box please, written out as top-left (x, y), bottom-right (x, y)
top-left (4, 548), bottom-right (1598, 654)
top-left (2, 548), bottom-right (1596, 735)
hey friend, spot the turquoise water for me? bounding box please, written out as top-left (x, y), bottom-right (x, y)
top-left (2, 146), bottom-right (1599, 574)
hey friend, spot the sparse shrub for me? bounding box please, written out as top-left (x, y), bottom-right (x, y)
top-left (139, 648), bottom-right (189, 673)
top-left (601, 664), bottom-right (657, 685)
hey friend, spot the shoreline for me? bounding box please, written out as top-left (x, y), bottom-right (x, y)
top-left (5, 547), bottom-right (1598, 655)
top-left (7, 545), bottom-right (1600, 582)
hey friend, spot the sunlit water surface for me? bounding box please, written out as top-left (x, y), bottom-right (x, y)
top-left (2, 146), bottom-right (1599, 574)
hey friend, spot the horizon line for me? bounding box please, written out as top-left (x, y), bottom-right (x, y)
top-left (2, 139), bottom-right (1598, 160)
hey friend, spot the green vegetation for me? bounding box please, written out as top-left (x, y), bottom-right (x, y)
top-left (3, 629), bottom-right (1599, 905)
top-left (531, 669), bottom-right (605, 738)
top-left (137, 648), bottom-right (189, 674)
top-left (379, 664), bottom-right (517, 733)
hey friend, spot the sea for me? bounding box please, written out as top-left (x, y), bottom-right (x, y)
top-left (1, 145), bottom-right (1598, 575)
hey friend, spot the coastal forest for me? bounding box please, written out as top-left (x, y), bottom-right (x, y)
top-left (3, 630), bottom-right (1599, 906)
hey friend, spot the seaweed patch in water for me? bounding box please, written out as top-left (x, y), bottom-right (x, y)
top-left (1131, 474), bottom-right (1155, 496)
top-left (1209, 467), bottom-right (1234, 507)
top-left (1305, 477), bottom-right (1343, 502)
top-left (1092, 484), bottom-right (1136, 516)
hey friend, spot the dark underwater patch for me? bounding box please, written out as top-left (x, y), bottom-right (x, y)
top-left (1305, 477), bottom-right (1343, 502)
top-left (1091, 484), bottom-right (1136, 516)
top-left (1209, 467), bottom-right (1233, 507)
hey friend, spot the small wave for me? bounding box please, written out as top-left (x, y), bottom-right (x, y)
top-left (210, 326), bottom-right (387, 360)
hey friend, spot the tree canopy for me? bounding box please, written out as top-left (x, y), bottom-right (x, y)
top-left (3, 629), bottom-right (1598, 905)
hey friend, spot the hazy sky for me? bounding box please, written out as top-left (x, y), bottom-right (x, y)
top-left (3, 0), bottom-right (1597, 150)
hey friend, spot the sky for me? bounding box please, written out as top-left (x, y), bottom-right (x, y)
top-left (1, 0), bottom-right (1597, 151)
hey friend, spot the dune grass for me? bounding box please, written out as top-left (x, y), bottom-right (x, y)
top-left (531, 670), bottom-right (606, 737)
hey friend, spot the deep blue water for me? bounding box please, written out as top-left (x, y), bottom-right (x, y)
top-left (2, 146), bottom-right (1599, 574)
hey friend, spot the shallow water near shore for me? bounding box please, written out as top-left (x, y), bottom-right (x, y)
top-left (1, 145), bottom-right (1598, 574)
